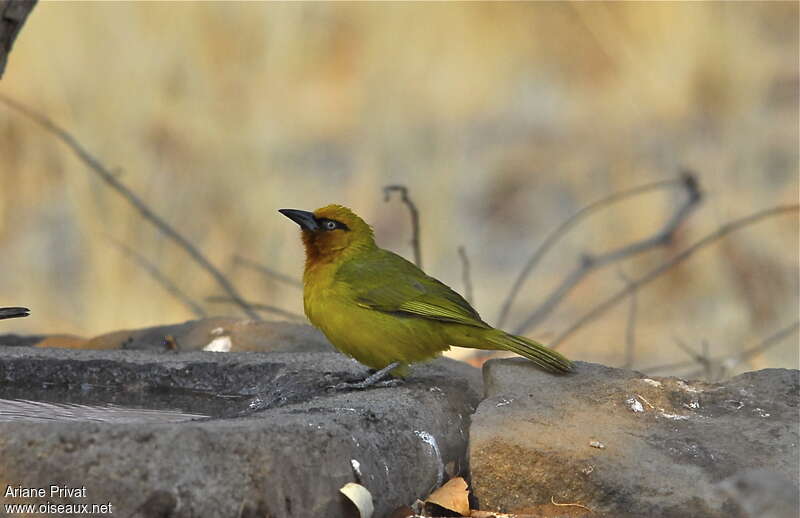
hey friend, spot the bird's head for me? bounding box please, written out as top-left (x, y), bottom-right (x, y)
top-left (279, 204), bottom-right (375, 265)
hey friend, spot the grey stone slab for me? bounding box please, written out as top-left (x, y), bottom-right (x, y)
top-left (470, 358), bottom-right (799, 518)
top-left (0, 347), bottom-right (482, 518)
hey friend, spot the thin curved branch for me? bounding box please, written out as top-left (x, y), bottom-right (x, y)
top-left (734, 320), bottom-right (799, 361)
top-left (671, 337), bottom-right (713, 378)
top-left (206, 296), bottom-right (305, 322)
top-left (716, 320), bottom-right (799, 375)
top-left (618, 270), bottom-right (638, 369)
top-left (383, 185), bottom-right (422, 268)
top-left (513, 173), bottom-right (702, 334)
top-left (233, 255), bottom-right (302, 289)
top-left (644, 320), bottom-right (799, 378)
top-left (457, 246), bottom-right (474, 305)
top-left (550, 204), bottom-right (799, 349)
top-left (497, 173), bottom-right (696, 328)
top-left (109, 238), bottom-right (207, 318)
top-left (0, 94), bottom-right (261, 321)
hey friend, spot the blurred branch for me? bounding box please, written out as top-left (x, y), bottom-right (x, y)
top-left (0, 0), bottom-right (37, 78)
top-left (669, 337), bottom-right (714, 379)
top-left (638, 356), bottom-right (705, 375)
top-left (457, 246), bottom-right (474, 305)
top-left (383, 185), bottom-right (422, 268)
top-left (206, 296), bottom-right (305, 322)
top-left (730, 320), bottom-right (800, 367)
top-left (619, 270), bottom-right (638, 369)
top-left (514, 173), bottom-right (702, 334)
top-left (550, 204), bottom-right (800, 349)
top-left (645, 321), bottom-right (799, 379)
top-left (232, 255), bottom-right (302, 289)
top-left (108, 238), bottom-right (207, 318)
top-left (497, 173), bottom-right (697, 328)
top-left (688, 320), bottom-right (800, 380)
top-left (0, 94), bottom-right (262, 321)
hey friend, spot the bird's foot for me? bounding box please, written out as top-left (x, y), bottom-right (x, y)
top-left (331, 362), bottom-right (403, 391)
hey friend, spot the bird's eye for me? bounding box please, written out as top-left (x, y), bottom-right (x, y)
top-left (324, 220), bottom-right (337, 231)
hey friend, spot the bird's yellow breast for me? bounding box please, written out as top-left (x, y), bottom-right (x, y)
top-left (302, 260), bottom-right (450, 372)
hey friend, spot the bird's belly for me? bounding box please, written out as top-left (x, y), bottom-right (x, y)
top-left (313, 300), bottom-right (450, 370)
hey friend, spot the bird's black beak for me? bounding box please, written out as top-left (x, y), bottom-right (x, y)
top-left (279, 209), bottom-right (319, 232)
top-left (0, 307), bottom-right (30, 320)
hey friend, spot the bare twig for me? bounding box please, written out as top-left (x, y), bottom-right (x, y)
top-left (232, 255), bottom-right (302, 289)
top-left (701, 339), bottom-right (710, 375)
top-left (635, 393), bottom-right (656, 410)
top-left (457, 246), bottom-right (474, 305)
top-left (514, 173), bottom-right (702, 335)
top-left (550, 204), bottom-right (799, 349)
top-left (618, 270), bottom-right (638, 368)
top-left (497, 174), bottom-right (697, 328)
top-left (672, 336), bottom-right (698, 360)
top-left (669, 337), bottom-right (714, 378)
top-left (733, 320), bottom-right (799, 365)
top-left (551, 496), bottom-right (594, 513)
top-left (206, 296), bottom-right (305, 322)
top-left (383, 185), bottom-right (422, 268)
top-left (638, 357), bottom-right (706, 375)
top-left (684, 320), bottom-right (800, 379)
top-left (108, 238), bottom-right (207, 318)
top-left (0, 95), bottom-right (261, 321)
top-left (644, 321), bottom-right (799, 379)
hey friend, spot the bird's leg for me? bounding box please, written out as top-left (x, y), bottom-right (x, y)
top-left (333, 362), bottom-right (403, 390)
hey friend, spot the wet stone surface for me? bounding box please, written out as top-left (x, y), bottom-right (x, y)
top-left (470, 359), bottom-right (799, 518)
top-left (0, 345), bottom-right (482, 518)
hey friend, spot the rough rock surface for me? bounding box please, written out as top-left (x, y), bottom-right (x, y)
top-left (470, 359), bottom-right (799, 518)
top-left (0, 346), bottom-right (482, 518)
top-left (1, 318), bottom-right (333, 353)
top-left (0, 333), bottom-right (42, 347)
top-left (85, 317), bottom-right (334, 353)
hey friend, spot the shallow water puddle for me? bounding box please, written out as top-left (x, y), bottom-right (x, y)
top-left (0, 385), bottom-right (248, 423)
top-left (0, 398), bottom-right (208, 423)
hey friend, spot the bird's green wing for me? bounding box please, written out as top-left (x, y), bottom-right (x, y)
top-left (336, 249), bottom-right (489, 329)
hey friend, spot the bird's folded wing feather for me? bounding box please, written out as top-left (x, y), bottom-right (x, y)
top-left (336, 250), bottom-right (489, 328)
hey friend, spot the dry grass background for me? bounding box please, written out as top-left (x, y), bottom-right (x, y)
top-left (0, 2), bottom-right (797, 376)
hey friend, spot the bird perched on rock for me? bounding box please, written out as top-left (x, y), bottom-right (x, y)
top-left (280, 205), bottom-right (573, 388)
top-left (0, 307), bottom-right (29, 320)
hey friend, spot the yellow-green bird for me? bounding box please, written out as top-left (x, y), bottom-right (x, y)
top-left (280, 205), bottom-right (573, 387)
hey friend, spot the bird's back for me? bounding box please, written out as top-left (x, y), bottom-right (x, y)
top-left (334, 247), bottom-right (488, 327)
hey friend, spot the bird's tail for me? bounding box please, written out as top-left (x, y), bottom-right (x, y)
top-left (487, 330), bottom-right (574, 373)
top-left (0, 307), bottom-right (30, 320)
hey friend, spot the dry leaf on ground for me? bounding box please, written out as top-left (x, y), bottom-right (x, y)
top-left (425, 476), bottom-right (470, 517)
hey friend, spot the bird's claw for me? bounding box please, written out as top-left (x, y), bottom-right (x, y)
top-left (374, 378), bottom-right (402, 388)
top-left (328, 362), bottom-right (405, 391)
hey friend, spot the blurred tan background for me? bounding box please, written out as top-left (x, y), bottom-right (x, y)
top-left (0, 2), bottom-right (797, 376)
